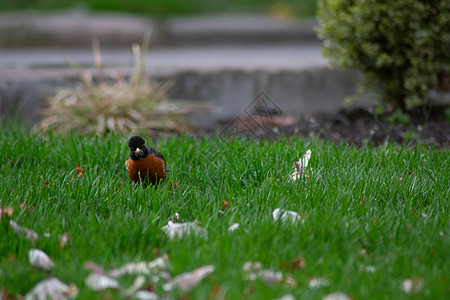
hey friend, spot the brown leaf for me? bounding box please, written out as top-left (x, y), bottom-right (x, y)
top-left (0, 206), bottom-right (14, 220)
top-left (281, 257), bottom-right (305, 271)
top-left (222, 200), bottom-right (229, 208)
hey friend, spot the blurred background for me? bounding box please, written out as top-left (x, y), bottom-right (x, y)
top-left (2, 0), bottom-right (446, 141)
top-left (0, 0), bottom-right (317, 18)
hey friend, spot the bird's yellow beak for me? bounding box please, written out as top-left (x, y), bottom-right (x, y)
top-left (135, 147), bottom-right (142, 153)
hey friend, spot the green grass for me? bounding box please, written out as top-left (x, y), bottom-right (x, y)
top-left (0, 126), bottom-right (449, 299)
top-left (0, 0), bottom-right (317, 18)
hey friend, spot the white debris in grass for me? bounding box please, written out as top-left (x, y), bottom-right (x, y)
top-left (290, 149), bottom-right (311, 180)
top-left (85, 273), bottom-right (120, 291)
top-left (228, 223), bottom-right (240, 232)
top-left (10, 220), bottom-right (39, 242)
top-left (109, 255), bottom-right (169, 277)
top-left (134, 290), bottom-right (159, 300)
top-left (59, 232), bottom-right (70, 249)
top-left (272, 208), bottom-right (302, 225)
top-left (163, 265), bottom-right (215, 292)
top-left (28, 249), bottom-right (54, 271)
top-left (402, 278), bottom-right (423, 294)
top-left (123, 275), bottom-right (146, 298)
top-left (322, 292), bottom-right (351, 300)
top-left (243, 261), bottom-right (283, 284)
top-left (308, 277), bottom-right (330, 288)
top-left (25, 277), bottom-right (78, 300)
top-left (161, 221), bottom-right (207, 240)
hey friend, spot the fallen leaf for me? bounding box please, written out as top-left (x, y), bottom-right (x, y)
top-left (85, 273), bottom-right (119, 291)
top-left (134, 290), bottom-right (159, 300)
top-left (242, 261), bottom-right (262, 272)
top-left (74, 166), bottom-right (85, 179)
top-left (84, 261), bottom-right (104, 274)
top-left (279, 257), bottom-right (305, 270)
top-left (243, 261), bottom-right (283, 284)
top-left (272, 208), bottom-right (302, 225)
top-left (228, 223), bottom-right (240, 232)
top-left (0, 206), bottom-right (14, 220)
top-left (28, 249), bottom-right (54, 271)
top-left (308, 277), bottom-right (329, 288)
top-left (284, 275), bottom-right (297, 288)
top-left (161, 221), bottom-right (207, 240)
top-left (1, 288), bottom-right (15, 300)
top-left (322, 292), bottom-right (351, 300)
top-left (123, 275), bottom-right (146, 298)
top-left (25, 277), bottom-right (78, 300)
top-left (290, 150), bottom-right (311, 180)
top-left (10, 220), bottom-right (39, 241)
top-left (164, 265), bottom-right (215, 292)
top-left (59, 233), bottom-right (70, 249)
top-left (8, 254), bottom-right (17, 262)
top-left (402, 277), bottom-right (423, 294)
top-left (109, 255), bottom-right (169, 277)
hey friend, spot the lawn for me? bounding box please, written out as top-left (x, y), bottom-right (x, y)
top-left (0, 0), bottom-right (317, 18)
top-left (0, 126), bottom-right (448, 299)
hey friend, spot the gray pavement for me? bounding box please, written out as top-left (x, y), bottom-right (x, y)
top-left (0, 44), bottom-right (327, 80)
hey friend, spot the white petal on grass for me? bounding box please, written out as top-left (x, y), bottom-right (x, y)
top-left (245, 269), bottom-right (283, 284)
top-left (10, 220), bottom-right (39, 242)
top-left (243, 261), bottom-right (282, 284)
top-left (109, 256), bottom-right (168, 277)
top-left (28, 249), bottom-right (54, 271)
top-left (25, 277), bottom-right (78, 300)
top-left (123, 275), bottom-right (146, 298)
top-left (59, 232), bottom-right (70, 249)
top-left (134, 290), bottom-right (159, 300)
top-left (85, 273), bottom-right (119, 291)
top-left (242, 261), bottom-right (262, 272)
top-left (161, 221), bottom-right (207, 240)
top-left (364, 265), bottom-right (376, 273)
top-left (308, 277), bottom-right (330, 288)
top-left (228, 223), bottom-right (240, 232)
top-left (164, 265), bottom-right (215, 292)
top-left (297, 150), bottom-right (312, 170)
top-left (84, 261), bottom-right (104, 274)
top-left (322, 292), bottom-right (351, 300)
top-left (272, 208), bottom-right (302, 225)
top-left (402, 278), bottom-right (423, 294)
top-left (290, 149), bottom-right (312, 181)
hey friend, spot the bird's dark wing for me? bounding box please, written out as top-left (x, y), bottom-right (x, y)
top-left (146, 146), bottom-right (168, 171)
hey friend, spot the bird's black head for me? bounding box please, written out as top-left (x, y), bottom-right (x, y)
top-left (128, 136), bottom-right (148, 160)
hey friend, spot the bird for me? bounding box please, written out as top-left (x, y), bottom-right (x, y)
top-left (125, 136), bottom-right (167, 187)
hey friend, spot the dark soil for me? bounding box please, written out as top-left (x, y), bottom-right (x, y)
top-left (220, 105), bottom-right (449, 146)
top-left (283, 105), bottom-right (449, 146)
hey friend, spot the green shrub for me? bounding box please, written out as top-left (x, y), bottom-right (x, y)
top-left (317, 0), bottom-right (450, 110)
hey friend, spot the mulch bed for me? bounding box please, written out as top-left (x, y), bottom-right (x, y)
top-left (218, 105), bottom-right (449, 146)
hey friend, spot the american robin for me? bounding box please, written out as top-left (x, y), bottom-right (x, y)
top-left (125, 136), bottom-right (167, 187)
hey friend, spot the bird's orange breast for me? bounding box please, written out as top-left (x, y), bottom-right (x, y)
top-left (125, 155), bottom-right (166, 187)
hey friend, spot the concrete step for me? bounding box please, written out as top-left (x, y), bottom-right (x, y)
top-left (0, 11), bottom-right (319, 47)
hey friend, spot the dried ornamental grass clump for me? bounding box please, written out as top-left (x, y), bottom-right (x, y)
top-left (39, 39), bottom-right (196, 136)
